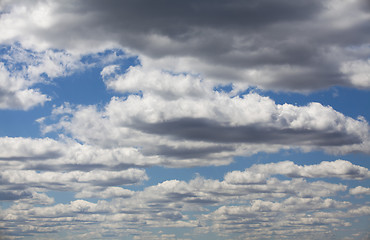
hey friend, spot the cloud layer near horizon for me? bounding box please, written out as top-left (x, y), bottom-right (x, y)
top-left (1, 159), bottom-right (369, 239)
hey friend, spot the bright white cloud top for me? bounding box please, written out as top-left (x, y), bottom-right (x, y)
top-left (0, 0), bottom-right (369, 239)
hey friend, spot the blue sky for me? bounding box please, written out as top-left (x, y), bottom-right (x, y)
top-left (0, 1), bottom-right (369, 240)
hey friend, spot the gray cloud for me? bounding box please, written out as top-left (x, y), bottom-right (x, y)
top-left (133, 117), bottom-right (362, 146)
top-left (0, 1), bottom-right (369, 239)
top-left (42, 93), bottom-right (369, 160)
top-left (1, 0), bottom-right (369, 90)
top-left (143, 144), bottom-right (235, 160)
top-left (0, 168), bottom-right (148, 198)
top-left (0, 190), bottom-right (31, 201)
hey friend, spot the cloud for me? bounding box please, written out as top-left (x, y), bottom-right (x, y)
top-left (0, 136), bottom-right (194, 171)
top-left (349, 186), bottom-right (370, 195)
top-left (1, 0), bottom-right (369, 91)
top-left (0, 1), bottom-right (369, 239)
top-left (75, 187), bottom-right (134, 199)
top-left (0, 168), bottom-right (147, 195)
top-left (0, 137), bottom-right (64, 161)
top-left (0, 44), bottom-right (84, 110)
top-left (1, 160), bottom-right (367, 239)
top-left (341, 59), bottom-right (370, 88)
top-left (225, 160), bottom-right (370, 184)
top-left (204, 200), bottom-right (356, 239)
top-left (0, 62), bottom-right (49, 110)
top-left (41, 90), bottom-right (370, 163)
top-left (0, 43), bottom-right (130, 110)
top-left (101, 64), bottom-right (210, 99)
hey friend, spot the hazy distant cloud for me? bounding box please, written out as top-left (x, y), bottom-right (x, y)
top-left (1, 160), bottom-right (367, 239)
top-left (0, 137), bottom-right (165, 170)
top-left (75, 186), bottom-right (134, 199)
top-left (203, 198), bottom-right (358, 239)
top-left (225, 160), bottom-right (370, 185)
top-left (1, 0), bottom-right (369, 91)
top-left (0, 168), bottom-right (147, 193)
top-left (349, 186), bottom-right (370, 195)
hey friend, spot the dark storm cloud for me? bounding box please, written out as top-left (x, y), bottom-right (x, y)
top-left (132, 118), bottom-right (362, 146)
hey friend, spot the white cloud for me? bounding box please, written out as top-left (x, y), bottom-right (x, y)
top-left (341, 59), bottom-right (370, 88)
top-left (1, 160), bottom-right (364, 239)
top-left (0, 137), bottom-right (164, 171)
top-left (349, 186), bottom-right (370, 195)
top-left (0, 42), bottom-right (129, 110)
top-left (0, 44), bottom-right (86, 110)
top-left (0, 62), bottom-right (50, 110)
top-left (0, 168), bottom-right (147, 191)
top-left (0, 0), bottom-right (369, 239)
top-left (75, 187), bottom-right (134, 199)
top-left (202, 197), bottom-right (354, 238)
top-left (41, 89), bottom-right (370, 161)
top-left (0, 0), bottom-right (117, 53)
top-left (0, 136), bottom-right (63, 160)
top-left (102, 64), bottom-right (210, 99)
top-left (225, 160), bottom-right (370, 184)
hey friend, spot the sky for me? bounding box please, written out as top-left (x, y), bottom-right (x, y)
top-left (0, 0), bottom-right (369, 239)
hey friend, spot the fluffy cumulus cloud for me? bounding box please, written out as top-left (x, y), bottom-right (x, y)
top-left (0, 0), bottom-right (369, 239)
top-left (39, 91), bottom-right (370, 164)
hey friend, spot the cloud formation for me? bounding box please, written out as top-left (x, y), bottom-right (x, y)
top-left (39, 91), bottom-right (370, 164)
top-left (1, 0), bottom-right (369, 91)
top-left (0, 0), bottom-right (369, 239)
top-left (1, 160), bottom-right (368, 239)
top-left (225, 160), bottom-right (370, 184)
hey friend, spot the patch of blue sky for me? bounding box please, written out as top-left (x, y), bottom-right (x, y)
top-left (46, 191), bottom-right (80, 204)
top-left (261, 86), bottom-right (370, 120)
top-left (37, 50), bottom-right (139, 105)
top-left (0, 201), bottom-right (12, 209)
top-left (213, 83), bottom-right (233, 93)
top-left (0, 48), bottom-right (140, 139)
top-left (80, 48), bottom-right (141, 73)
top-left (38, 67), bottom-right (113, 106)
top-left (0, 108), bottom-right (46, 138)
